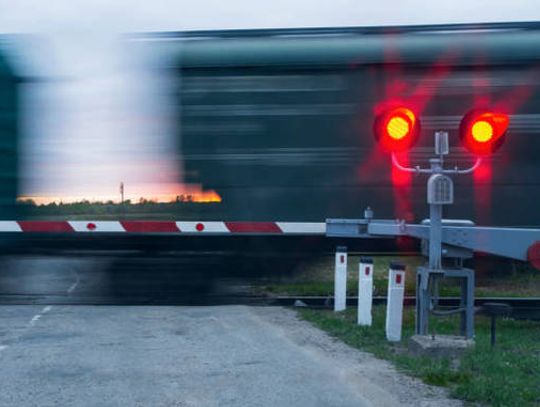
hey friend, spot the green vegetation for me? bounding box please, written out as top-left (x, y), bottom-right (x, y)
top-left (18, 199), bottom-right (223, 220)
top-left (299, 306), bottom-right (540, 406)
top-left (263, 254), bottom-right (540, 404)
top-left (261, 255), bottom-right (540, 298)
top-left (262, 256), bottom-right (421, 296)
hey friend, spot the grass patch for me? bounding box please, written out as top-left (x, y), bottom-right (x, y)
top-left (261, 256), bottom-right (422, 296)
top-left (260, 255), bottom-right (540, 298)
top-left (299, 306), bottom-right (540, 406)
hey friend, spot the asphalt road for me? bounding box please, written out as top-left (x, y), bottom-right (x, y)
top-left (0, 305), bottom-right (459, 407)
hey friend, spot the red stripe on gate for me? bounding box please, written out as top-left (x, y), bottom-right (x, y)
top-left (225, 222), bottom-right (282, 233)
top-left (18, 221), bottom-right (74, 232)
top-left (120, 221), bottom-right (180, 233)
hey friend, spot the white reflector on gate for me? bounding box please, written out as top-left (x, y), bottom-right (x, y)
top-left (68, 221), bottom-right (126, 232)
top-left (176, 222), bottom-right (229, 233)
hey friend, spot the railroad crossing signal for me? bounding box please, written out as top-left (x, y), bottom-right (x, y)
top-left (330, 106), bottom-right (518, 340)
top-left (372, 106), bottom-right (420, 152)
top-left (373, 106), bottom-right (509, 157)
top-left (459, 110), bottom-right (509, 156)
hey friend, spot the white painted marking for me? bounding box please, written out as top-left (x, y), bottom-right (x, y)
top-left (42, 305), bottom-right (52, 313)
top-left (276, 222), bottom-right (326, 234)
top-left (67, 279), bottom-right (79, 294)
top-left (176, 221), bottom-right (229, 233)
top-left (0, 221), bottom-right (22, 232)
top-left (29, 315), bottom-right (41, 326)
top-left (68, 221), bottom-right (126, 232)
top-left (0, 345), bottom-right (7, 352)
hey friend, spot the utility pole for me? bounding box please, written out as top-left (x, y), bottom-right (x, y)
top-left (120, 182), bottom-right (124, 205)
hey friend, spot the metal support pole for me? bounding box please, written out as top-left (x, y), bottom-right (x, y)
top-left (460, 277), bottom-right (467, 336)
top-left (428, 158), bottom-right (443, 271)
top-left (429, 204), bottom-right (443, 270)
top-left (416, 267), bottom-right (430, 335)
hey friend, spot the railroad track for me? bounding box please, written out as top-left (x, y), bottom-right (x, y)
top-left (267, 296), bottom-right (540, 320)
top-left (0, 292), bottom-right (538, 320)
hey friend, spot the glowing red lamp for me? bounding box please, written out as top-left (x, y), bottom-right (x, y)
top-left (373, 106), bottom-right (420, 152)
top-left (459, 110), bottom-right (509, 156)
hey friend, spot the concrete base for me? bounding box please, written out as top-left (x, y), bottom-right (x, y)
top-left (409, 335), bottom-right (475, 358)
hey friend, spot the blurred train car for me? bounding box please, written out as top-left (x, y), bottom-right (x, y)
top-left (156, 22), bottom-right (540, 227)
top-left (0, 41), bottom-right (19, 221)
top-left (5, 23), bottom-right (540, 256)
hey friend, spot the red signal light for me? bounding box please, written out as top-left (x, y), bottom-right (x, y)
top-left (459, 110), bottom-right (509, 156)
top-left (373, 106), bottom-right (420, 152)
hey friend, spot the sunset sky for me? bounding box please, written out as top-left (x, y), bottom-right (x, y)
top-left (0, 0), bottom-right (538, 204)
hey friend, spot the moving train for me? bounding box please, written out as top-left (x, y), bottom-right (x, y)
top-left (3, 22), bottom-right (540, 231)
top-left (157, 21), bottom-right (540, 227)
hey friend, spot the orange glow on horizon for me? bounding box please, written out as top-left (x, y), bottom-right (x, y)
top-left (18, 188), bottom-right (222, 205)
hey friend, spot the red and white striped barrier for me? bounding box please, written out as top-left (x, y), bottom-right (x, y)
top-left (0, 221), bottom-right (326, 235)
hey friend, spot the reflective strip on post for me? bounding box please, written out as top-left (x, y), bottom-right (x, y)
top-left (385, 262), bottom-right (406, 341)
top-left (334, 246), bottom-right (347, 312)
top-left (358, 257), bottom-right (374, 326)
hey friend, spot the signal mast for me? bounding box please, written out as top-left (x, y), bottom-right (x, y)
top-left (326, 105), bottom-right (540, 340)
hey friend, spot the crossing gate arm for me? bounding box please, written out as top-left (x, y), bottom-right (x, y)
top-left (0, 221), bottom-right (327, 236)
top-left (327, 218), bottom-right (540, 262)
top-left (325, 218), bottom-right (395, 238)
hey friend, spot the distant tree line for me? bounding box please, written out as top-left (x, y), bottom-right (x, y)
top-left (18, 199), bottom-right (221, 218)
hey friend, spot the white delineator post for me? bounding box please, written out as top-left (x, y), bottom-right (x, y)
top-left (334, 246), bottom-right (347, 312)
top-left (385, 262), bottom-right (406, 341)
top-left (358, 257), bottom-right (374, 326)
